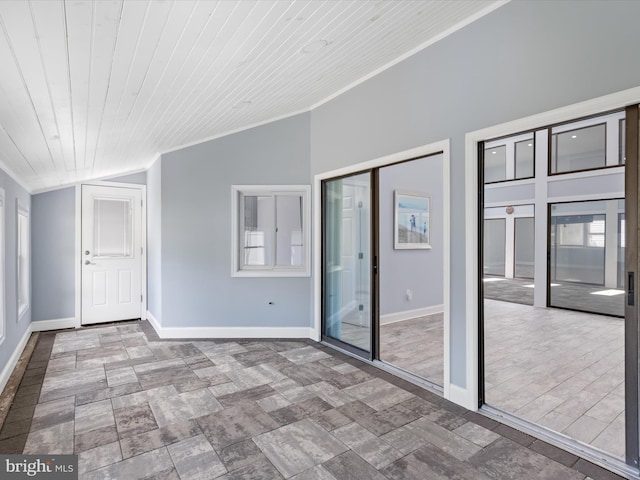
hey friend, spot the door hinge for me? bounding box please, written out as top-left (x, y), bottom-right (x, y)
top-left (141, 247), bottom-right (143, 255)
top-left (141, 294), bottom-right (143, 303)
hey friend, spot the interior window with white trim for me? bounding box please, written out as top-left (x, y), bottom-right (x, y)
top-left (17, 202), bottom-right (29, 319)
top-left (484, 132), bottom-right (534, 184)
top-left (232, 185), bottom-right (310, 277)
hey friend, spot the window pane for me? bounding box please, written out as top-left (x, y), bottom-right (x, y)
top-left (550, 199), bottom-right (624, 317)
top-left (620, 118), bottom-right (626, 164)
top-left (618, 211), bottom-right (625, 288)
top-left (483, 218), bottom-right (505, 276)
top-left (323, 173), bottom-right (372, 353)
top-left (275, 195), bottom-right (303, 267)
top-left (514, 217), bottom-right (534, 278)
top-left (550, 206), bottom-right (606, 285)
top-left (94, 198), bottom-right (133, 257)
top-left (514, 139), bottom-right (534, 178)
top-left (551, 123), bottom-right (606, 173)
top-left (484, 145), bottom-right (506, 183)
top-left (243, 196), bottom-right (273, 266)
top-left (18, 211), bottom-right (29, 315)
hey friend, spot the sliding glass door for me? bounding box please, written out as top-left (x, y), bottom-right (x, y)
top-left (480, 109), bottom-right (633, 465)
top-left (322, 172), bottom-right (372, 354)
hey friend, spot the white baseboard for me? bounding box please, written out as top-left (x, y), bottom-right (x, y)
top-left (309, 327), bottom-right (321, 342)
top-left (146, 311), bottom-right (312, 339)
top-left (0, 326), bottom-right (33, 396)
top-left (147, 310), bottom-right (162, 336)
top-left (31, 317), bottom-right (78, 332)
top-left (0, 317), bottom-right (79, 394)
top-left (380, 305), bottom-right (444, 325)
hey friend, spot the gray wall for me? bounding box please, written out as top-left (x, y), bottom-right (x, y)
top-left (379, 155), bottom-right (443, 316)
top-left (310, 0), bottom-right (640, 387)
top-left (32, 187), bottom-right (75, 321)
top-left (159, 113), bottom-right (311, 328)
top-left (0, 170), bottom-right (31, 378)
top-left (147, 159), bottom-right (162, 323)
top-left (105, 171), bottom-right (147, 185)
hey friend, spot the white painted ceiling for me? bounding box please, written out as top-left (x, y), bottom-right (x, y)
top-left (0, 0), bottom-right (503, 193)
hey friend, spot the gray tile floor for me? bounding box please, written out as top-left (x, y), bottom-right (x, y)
top-left (373, 299), bottom-right (624, 460)
top-left (379, 313), bottom-right (443, 386)
top-left (483, 276), bottom-right (624, 317)
top-left (484, 299), bottom-right (625, 458)
top-left (0, 320), bottom-right (623, 479)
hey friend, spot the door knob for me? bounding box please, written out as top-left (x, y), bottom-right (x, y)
top-left (85, 250), bottom-right (90, 255)
top-left (84, 260), bottom-right (96, 265)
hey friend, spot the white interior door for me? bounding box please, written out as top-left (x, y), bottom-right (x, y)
top-left (81, 184), bottom-right (143, 325)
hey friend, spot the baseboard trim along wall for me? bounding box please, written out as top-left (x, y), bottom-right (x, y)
top-left (147, 311), bottom-right (313, 339)
top-left (0, 327), bottom-right (32, 397)
top-left (0, 317), bottom-right (81, 394)
top-left (380, 305), bottom-right (444, 325)
top-left (31, 317), bottom-right (78, 332)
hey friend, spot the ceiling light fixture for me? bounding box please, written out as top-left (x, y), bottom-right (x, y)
top-left (301, 39), bottom-right (329, 54)
top-left (527, 143), bottom-right (532, 147)
top-left (571, 135), bottom-right (577, 138)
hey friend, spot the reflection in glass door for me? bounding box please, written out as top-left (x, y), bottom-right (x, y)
top-left (322, 173), bottom-right (372, 354)
top-left (549, 199), bottom-right (625, 317)
top-left (481, 111), bottom-right (628, 463)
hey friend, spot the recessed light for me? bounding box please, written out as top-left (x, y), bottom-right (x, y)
top-left (571, 135), bottom-right (577, 139)
top-left (492, 151), bottom-right (497, 154)
top-left (301, 39), bottom-right (329, 54)
top-left (527, 143), bottom-right (533, 147)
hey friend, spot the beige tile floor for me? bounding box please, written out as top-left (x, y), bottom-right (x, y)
top-left (371, 300), bottom-right (624, 459)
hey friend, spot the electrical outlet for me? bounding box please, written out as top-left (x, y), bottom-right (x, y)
top-left (406, 289), bottom-right (413, 301)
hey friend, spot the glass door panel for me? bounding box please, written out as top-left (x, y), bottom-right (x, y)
top-left (514, 217), bottom-right (534, 279)
top-left (549, 199), bottom-right (624, 317)
top-left (483, 219), bottom-right (506, 277)
top-left (323, 173), bottom-right (372, 353)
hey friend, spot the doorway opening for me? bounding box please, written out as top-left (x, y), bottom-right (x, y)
top-left (320, 151), bottom-right (447, 389)
top-left (479, 109), bottom-right (632, 467)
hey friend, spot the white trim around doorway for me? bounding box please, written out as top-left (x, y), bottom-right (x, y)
top-left (312, 139), bottom-right (451, 397)
top-left (463, 85), bottom-right (640, 412)
top-left (74, 181), bottom-right (148, 328)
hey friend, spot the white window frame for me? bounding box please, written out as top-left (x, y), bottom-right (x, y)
top-left (16, 201), bottom-right (29, 321)
top-left (231, 185), bottom-right (311, 277)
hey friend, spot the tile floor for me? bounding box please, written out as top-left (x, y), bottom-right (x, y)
top-left (483, 276), bottom-right (624, 317)
top-left (484, 299), bottom-right (625, 458)
top-left (372, 299), bottom-right (624, 459)
top-left (379, 313), bottom-right (443, 385)
top-left (0, 320), bottom-right (623, 479)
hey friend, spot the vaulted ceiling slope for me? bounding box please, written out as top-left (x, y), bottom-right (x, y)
top-left (0, 0), bottom-right (503, 193)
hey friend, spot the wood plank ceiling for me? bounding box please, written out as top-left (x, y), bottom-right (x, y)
top-left (0, 0), bottom-right (502, 192)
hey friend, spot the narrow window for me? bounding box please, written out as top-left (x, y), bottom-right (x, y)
top-left (17, 202), bottom-right (29, 319)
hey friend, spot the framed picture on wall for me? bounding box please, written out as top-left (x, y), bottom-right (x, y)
top-left (394, 191), bottom-right (431, 249)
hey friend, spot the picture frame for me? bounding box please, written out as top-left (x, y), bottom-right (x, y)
top-left (394, 191), bottom-right (431, 249)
